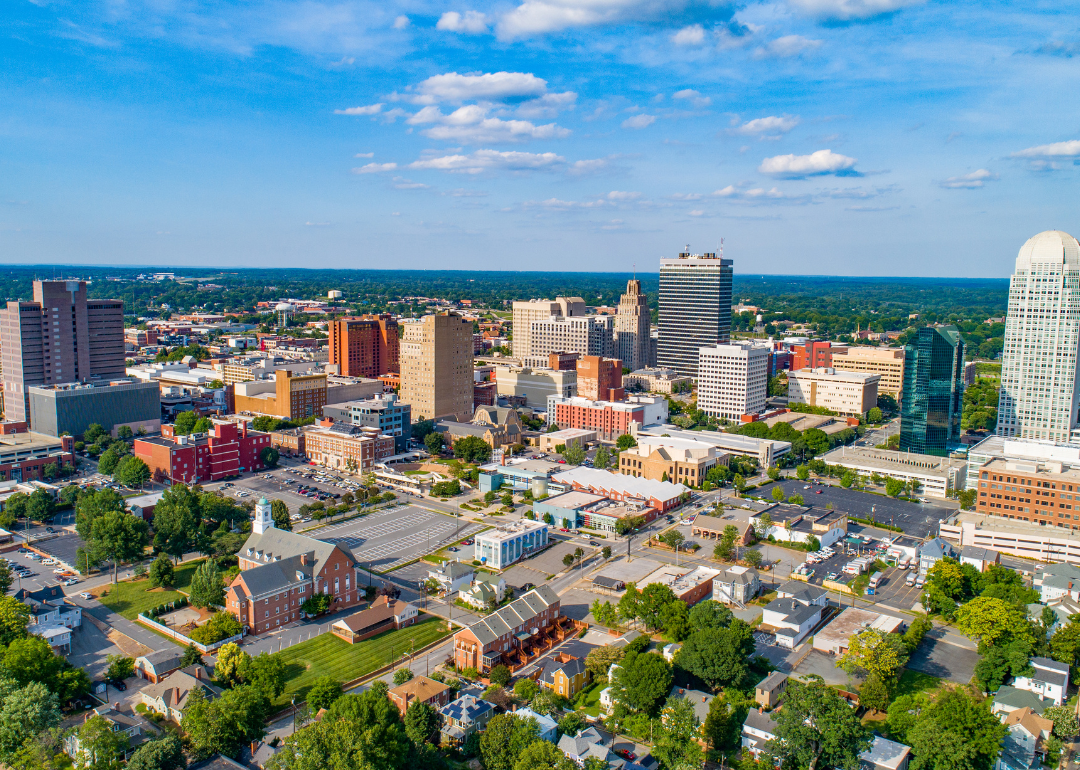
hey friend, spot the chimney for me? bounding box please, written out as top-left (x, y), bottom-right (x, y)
top-left (251, 741), bottom-right (259, 757)
top-left (301, 553), bottom-right (308, 566)
top-left (194, 667), bottom-right (202, 680)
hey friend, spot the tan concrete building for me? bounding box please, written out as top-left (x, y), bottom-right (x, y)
top-left (233, 369), bottom-right (327, 420)
top-left (623, 367), bottom-right (693, 394)
top-left (830, 347), bottom-right (906, 404)
top-left (399, 312), bottom-right (474, 421)
top-left (511, 297), bottom-right (585, 360)
top-left (618, 435), bottom-right (728, 487)
top-left (787, 367), bottom-right (880, 418)
top-left (495, 365), bottom-right (577, 409)
top-left (614, 279), bottom-right (652, 372)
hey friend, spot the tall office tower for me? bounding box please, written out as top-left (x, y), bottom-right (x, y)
top-left (614, 279), bottom-right (651, 372)
top-left (998, 231), bottom-right (1080, 443)
top-left (327, 314), bottom-right (399, 377)
top-left (526, 315), bottom-right (614, 366)
top-left (511, 297), bottom-right (586, 359)
top-left (697, 343), bottom-right (769, 420)
top-left (658, 250), bottom-right (733, 378)
top-left (399, 312), bottom-right (474, 421)
top-left (899, 326), bottom-right (964, 457)
top-left (0, 280), bottom-right (125, 423)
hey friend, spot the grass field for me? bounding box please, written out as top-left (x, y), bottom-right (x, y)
top-left (275, 616), bottom-right (451, 707)
top-left (95, 559), bottom-right (203, 620)
top-left (895, 669), bottom-right (942, 699)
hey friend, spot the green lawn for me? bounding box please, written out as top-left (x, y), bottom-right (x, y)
top-left (96, 559), bottom-right (204, 620)
top-left (276, 616), bottom-right (451, 707)
top-left (577, 682), bottom-right (604, 717)
top-left (894, 669), bottom-right (942, 699)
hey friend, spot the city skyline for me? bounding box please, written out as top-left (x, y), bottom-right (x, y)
top-left (4, 2), bottom-right (1078, 275)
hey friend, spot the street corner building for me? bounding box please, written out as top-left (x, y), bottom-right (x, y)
top-left (134, 419), bottom-right (273, 484)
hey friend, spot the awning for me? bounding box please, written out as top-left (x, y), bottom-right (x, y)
top-left (515, 632), bottom-right (532, 641)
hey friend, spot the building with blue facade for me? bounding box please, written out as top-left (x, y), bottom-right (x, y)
top-left (474, 519), bottom-right (550, 568)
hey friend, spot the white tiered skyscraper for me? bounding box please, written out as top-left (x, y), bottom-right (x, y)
top-left (999, 230), bottom-right (1080, 443)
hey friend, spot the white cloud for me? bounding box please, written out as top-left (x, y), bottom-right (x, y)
top-left (525, 197), bottom-right (609, 210)
top-left (411, 72), bottom-right (549, 104)
top-left (392, 177), bottom-right (431, 189)
top-left (759, 149), bottom-right (857, 177)
top-left (713, 185), bottom-right (787, 199)
top-left (1011, 140), bottom-right (1080, 159)
top-left (352, 162), bottom-right (398, 173)
top-left (393, 15), bottom-right (410, 29)
top-left (689, 210), bottom-right (705, 216)
top-left (669, 192), bottom-right (702, 200)
top-left (607, 191), bottom-right (642, 200)
top-left (673, 89), bottom-right (711, 107)
top-left (939, 169), bottom-right (999, 189)
top-left (515, 92), bottom-right (578, 119)
top-left (436, 11), bottom-right (490, 33)
top-left (354, 152), bottom-right (374, 158)
top-left (408, 149), bottom-right (567, 174)
top-left (733, 115), bottom-right (800, 136)
top-left (786, 0), bottom-right (924, 22)
top-left (622, 114), bottom-right (656, 129)
top-left (569, 158), bottom-right (610, 174)
top-left (335, 103), bottom-right (383, 116)
top-left (407, 105), bottom-right (569, 143)
top-left (496, 0), bottom-right (737, 39)
top-left (673, 24), bottom-right (706, 45)
top-left (754, 35), bottom-right (821, 58)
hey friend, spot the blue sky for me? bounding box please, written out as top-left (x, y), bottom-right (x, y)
top-left (2, 0), bottom-right (1079, 276)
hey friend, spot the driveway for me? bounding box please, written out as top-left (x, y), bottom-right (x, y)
top-left (906, 627), bottom-right (980, 683)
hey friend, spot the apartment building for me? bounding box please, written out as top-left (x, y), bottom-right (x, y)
top-left (226, 499), bottom-right (364, 634)
top-left (134, 421), bottom-right (272, 484)
top-left (618, 435), bottom-right (726, 487)
top-left (495, 365), bottom-right (577, 409)
top-left (219, 358), bottom-right (317, 386)
top-left (399, 313), bottom-right (474, 421)
top-left (233, 369), bottom-right (327, 421)
top-left (623, 367), bottom-right (693, 394)
top-left (577, 356), bottom-right (624, 401)
top-left (321, 393), bottom-right (411, 452)
top-left (511, 297), bottom-right (586, 359)
top-left (787, 367), bottom-right (880, 418)
top-left (697, 343), bottom-right (770, 420)
top-left (548, 395), bottom-right (667, 441)
top-left (0, 280), bottom-right (125, 423)
top-left (790, 340), bottom-right (847, 371)
top-left (975, 457), bottom-right (1080, 531)
top-left (452, 585), bottom-right (563, 673)
top-left (830, 346), bottom-right (906, 403)
top-left (658, 251), bottom-right (733, 378)
top-left (524, 315), bottom-right (615, 366)
top-left (327, 314), bottom-right (399, 378)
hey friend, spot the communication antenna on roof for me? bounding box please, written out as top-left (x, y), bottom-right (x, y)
top-left (720, 238), bottom-right (724, 259)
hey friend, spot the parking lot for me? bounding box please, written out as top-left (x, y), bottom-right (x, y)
top-left (772, 479), bottom-right (954, 537)
top-left (3, 545), bottom-right (84, 593)
top-left (871, 566), bottom-right (929, 612)
top-left (314, 505), bottom-right (483, 572)
top-left (906, 627), bottom-right (980, 683)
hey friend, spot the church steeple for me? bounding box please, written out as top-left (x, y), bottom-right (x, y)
top-left (253, 498), bottom-right (274, 534)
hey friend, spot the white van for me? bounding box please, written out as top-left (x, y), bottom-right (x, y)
top-left (905, 573), bottom-right (916, 587)
top-left (869, 573), bottom-right (882, 589)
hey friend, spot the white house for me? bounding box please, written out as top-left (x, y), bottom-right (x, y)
top-left (742, 709), bottom-right (779, 757)
top-left (64, 704), bottom-right (156, 767)
top-left (749, 505), bottom-right (848, 549)
top-left (959, 545), bottom-right (1000, 573)
top-left (137, 665), bottom-right (222, 723)
top-left (35, 624), bottom-right (72, 655)
top-left (995, 707), bottom-right (1053, 770)
top-left (1013, 657), bottom-right (1070, 707)
top-left (1034, 562), bottom-right (1080, 604)
top-left (917, 537), bottom-right (957, 576)
top-left (428, 560), bottom-right (475, 595)
top-left (760, 596), bottom-right (825, 649)
top-left (460, 575), bottom-right (508, 610)
top-left (713, 565), bottom-right (761, 606)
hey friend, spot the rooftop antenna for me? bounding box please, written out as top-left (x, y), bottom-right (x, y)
top-left (720, 238), bottom-right (724, 259)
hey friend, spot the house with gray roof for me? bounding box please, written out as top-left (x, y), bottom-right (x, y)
top-left (137, 665), bottom-right (222, 723)
top-left (453, 585), bottom-right (565, 674)
top-left (1034, 562), bottom-right (1080, 604)
top-left (668, 685), bottom-right (715, 725)
top-left (135, 649), bottom-right (184, 683)
top-left (775, 580), bottom-right (829, 606)
top-left (760, 593), bottom-right (826, 649)
top-left (917, 537), bottom-right (956, 575)
top-left (991, 685), bottom-right (1054, 718)
top-left (742, 708), bottom-right (779, 757)
top-left (755, 672), bottom-right (788, 708)
top-left (713, 565), bottom-right (761, 606)
top-left (557, 727), bottom-right (619, 766)
top-left (429, 560), bottom-right (475, 594)
top-left (65, 703), bottom-right (159, 766)
top-left (959, 545), bottom-right (1000, 572)
top-left (1013, 657), bottom-right (1070, 706)
top-left (514, 707), bottom-right (558, 742)
top-left (439, 695), bottom-right (494, 745)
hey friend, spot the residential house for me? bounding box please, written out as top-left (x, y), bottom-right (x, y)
top-left (557, 726), bottom-right (620, 766)
top-left (16, 585), bottom-right (82, 629)
top-left (429, 561), bottom-right (475, 595)
top-left (742, 708), bottom-right (779, 757)
top-left (439, 695), bottom-right (495, 746)
top-left (991, 686), bottom-right (1054, 718)
top-left (453, 585), bottom-right (568, 674)
top-left (1034, 562), bottom-right (1080, 604)
top-left (514, 707), bottom-right (558, 742)
top-left (861, 736), bottom-right (912, 770)
top-left (138, 665), bottom-right (222, 723)
top-left (460, 575), bottom-right (509, 610)
top-left (662, 643), bottom-right (682, 662)
top-left (1013, 657), bottom-right (1070, 706)
top-left (36, 624), bottom-right (72, 654)
top-left (537, 652), bottom-right (590, 698)
top-left (917, 537), bottom-right (957, 575)
top-left (713, 565), bottom-right (761, 606)
top-left (65, 704), bottom-right (157, 767)
top-left (996, 708), bottom-right (1053, 770)
top-left (330, 596), bottom-right (418, 644)
top-left (776, 580), bottom-right (830, 606)
top-left (749, 505), bottom-right (849, 549)
top-left (755, 672), bottom-right (788, 709)
top-left (1029, 595), bottom-right (1080, 633)
top-left (667, 686), bottom-right (715, 745)
top-left (759, 595), bottom-right (826, 649)
top-left (599, 663), bottom-right (621, 715)
top-left (959, 545), bottom-right (1001, 572)
top-left (134, 649), bottom-right (183, 683)
top-left (388, 675), bottom-right (452, 715)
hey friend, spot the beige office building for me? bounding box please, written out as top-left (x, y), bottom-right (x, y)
top-left (511, 297), bottom-right (585, 359)
top-left (787, 368), bottom-right (880, 418)
top-left (399, 313), bottom-right (474, 421)
top-left (494, 365), bottom-right (577, 409)
top-left (830, 347), bottom-right (905, 404)
top-left (614, 279), bottom-right (652, 372)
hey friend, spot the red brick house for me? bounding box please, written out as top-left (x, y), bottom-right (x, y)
top-left (387, 675), bottom-right (451, 715)
top-left (453, 585), bottom-right (567, 674)
top-left (134, 420), bottom-right (272, 484)
top-left (224, 500), bottom-right (364, 635)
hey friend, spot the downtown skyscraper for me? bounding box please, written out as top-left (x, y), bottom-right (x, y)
top-left (899, 325), bottom-right (964, 456)
top-left (998, 230), bottom-right (1080, 443)
top-left (657, 250), bottom-right (733, 378)
top-left (613, 278), bottom-right (651, 373)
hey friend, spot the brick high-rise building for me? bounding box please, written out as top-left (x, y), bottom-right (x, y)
top-left (327, 315), bottom-right (399, 378)
top-left (614, 278), bottom-right (651, 372)
top-left (577, 356), bottom-right (624, 401)
top-left (399, 312), bottom-right (474, 421)
top-left (0, 280), bottom-right (125, 423)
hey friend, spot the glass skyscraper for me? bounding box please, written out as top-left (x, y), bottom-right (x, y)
top-left (657, 251), bottom-right (733, 378)
top-left (899, 325), bottom-right (965, 457)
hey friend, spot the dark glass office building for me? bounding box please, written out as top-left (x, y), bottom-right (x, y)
top-left (899, 325), bottom-right (965, 457)
top-left (657, 252), bottom-right (733, 378)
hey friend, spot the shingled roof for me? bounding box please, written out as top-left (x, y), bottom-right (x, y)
top-left (461, 585), bottom-right (560, 646)
top-left (239, 526), bottom-right (356, 578)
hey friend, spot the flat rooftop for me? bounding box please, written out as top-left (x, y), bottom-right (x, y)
top-left (639, 427), bottom-right (791, 455)
top-left (820, 446), bottom-right (967, 477)
top-left (638, 564), bottom-right (721, 594)
top-left (813, 607), bottom-right (903, 652)
top-left (542, 490), bottom-right (607, 510)
top-left (594, 557), bottom-right (664, 586)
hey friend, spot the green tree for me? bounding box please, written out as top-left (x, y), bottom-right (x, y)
top-left (0, 679), bottom-right (62, 761)
top-left (562, 443), bottom-right (586, 465)
top-left (885, 477), bottom-right (905, 498)
top-left (259, 447), bottom-right (280, 468)
top-left (754, 512), bottom-right (773, 541)
top-left (837, 628), bottom-right (909, 684)
top-left (89, 510), bottom-right (149, 583)
top-left (26, 489), bottom-right (55, 523)
top-left (764, 676), bottom-right (871, 770)
top-left (480, 713), bottom-right (541, 770)
top-left (654, 696), bottom-right (705, 770)
top-left (215, 643), bottom-right (250, 688)
top-left (789, 492), bottom-right (805, 505)
top-left (394, 668), bottom-right (415, 686)
top-left (1044, 705), bottom-right (1079, 740)
top-left (906, 688), bottom-right (1007, 770)
top-left (0, 563), bottom-right (11, 596)
top-left (271, 499), bottom-right (292, 531)
top-left (152, 484), bottom-right (201, 561)
top-left (489, 664), bottom-right (512, 687)
top-left (306, 677), bottom-right (343, 712)
top-left (117, 425), bottom-right (134, 440)
top-left (180, 644), bottom-right (204, 668)
top-left (97, 443), bottom-right (130, 475)
top-left (660, 528), bottom-right (685, 554)
top-left (106, 654), bottom-right (135, 682)
top-left (617, 582), bottom-right (643, 624)
top-left (611, 652), bottom-right (672, 716)
top-left (771, 486), bottom-right (786, 502)
top-left (173, 411), bottom-right (198, 435)
top-left (115, 456), bottom-right (151, 488)
top-left (183, 686), bottom-right (271, 761)
top-left (0, 596), bottom-right (31, 646)
top-left (660, 600), bottom-right (691, 641)
top-left (702, 689), bottom-right (750, 752)
top-left (955, 596), bottom-right (1034, 651)
top-left (972, 639), bottom-right (1033, 693)
top-left (424, 432), bottom-right (444, 455)
top-left (512, 741), bottom-right (575, 770)
top-left (189, 559), bottom-right (225, 609)
top-left (689, 600), bottom-right (733, 632)
top-left (453, 435), bottom-right (492, 464)
top-left (593, 445), bottom-right (611, 470)
top-left (404, 701), bottom-right (441, 745)
top-left (247, 653), bottom-right (287, 698)
top-left (868, 407), bottom-right (883, 423)
top-left (675, 621), bottom-right (755, 690)
top-left (858, 673), bottom-right (891, 712)
top-left (75, 714), bottom-right (128, 770)
top-left (1051, 621), bottom-right (1080, 677)
top-left (616, 434), bottom-right (637, 450)
top-left (126, 736), bottom-right (186, 770)
top-left (640, 583), bottom-right (678, 630)
top-left (514, 676), bottom-right (540, 702)
top-left (796, 464), bottom-right (810, 481)
top-left (267, 705), bottom-right (409, 770)
top-left (744, 549), bottom-right (763, 567)
top-left (83, 424), bottom-right (107, 444)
